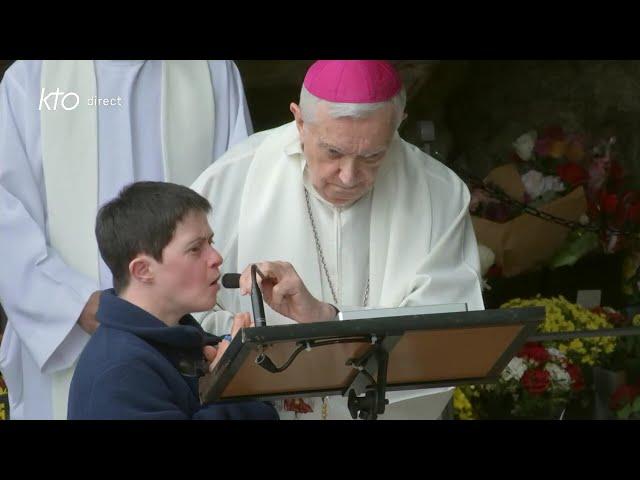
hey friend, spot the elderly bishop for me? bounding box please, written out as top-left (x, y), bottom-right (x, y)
top-left (192, 60), bottom-right (484, 419)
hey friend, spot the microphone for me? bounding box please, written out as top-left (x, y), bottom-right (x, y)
top-left (221, 273), bottom-right (241, 289)
top-left (220, 269), bottom-right (267, 328)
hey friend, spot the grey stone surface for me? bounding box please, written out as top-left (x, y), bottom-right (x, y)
top-left (437, 61), bottom-right (640, 179)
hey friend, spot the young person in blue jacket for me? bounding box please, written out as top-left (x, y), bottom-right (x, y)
top-left (67, 181), bottom-right (278, 420)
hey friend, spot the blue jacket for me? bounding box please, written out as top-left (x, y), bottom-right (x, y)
top-left (68, 289), bottom-right (278, 420)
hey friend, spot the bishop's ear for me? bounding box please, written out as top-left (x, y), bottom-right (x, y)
top-left (290, 102), bottom-right (304, 133)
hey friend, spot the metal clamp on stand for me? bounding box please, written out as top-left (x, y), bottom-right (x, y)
top-left (345, 335), bottom-right (399, 420)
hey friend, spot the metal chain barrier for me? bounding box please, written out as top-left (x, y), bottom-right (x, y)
top-left (458, 167), bottom-right (639, 237)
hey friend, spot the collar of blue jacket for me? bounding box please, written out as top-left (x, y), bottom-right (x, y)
top-left (97, 289), bottom-right (221, 377)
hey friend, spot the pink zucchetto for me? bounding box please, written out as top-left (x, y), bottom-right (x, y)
top-left (303, 60), bottom-right (402, 103)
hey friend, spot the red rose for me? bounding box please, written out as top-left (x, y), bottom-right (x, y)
top-left (557, 162), bottom-right (588, 187)
top-left (600, 192), bottom-right (619, 215)
top-left (521, 368), bottom-right (551, 395)
top-left (565, 363), bottom-right (585, 392)
top-left (519, 342), bottom-right (550, 364)
top-left (609, 384), bottom-right (640, 411)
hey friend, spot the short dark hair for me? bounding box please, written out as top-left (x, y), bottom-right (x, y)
top-left (96, 181), bottom-right (211, 293)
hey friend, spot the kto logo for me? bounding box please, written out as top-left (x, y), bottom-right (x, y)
top-left (39, 88), bottom-right (80, 111)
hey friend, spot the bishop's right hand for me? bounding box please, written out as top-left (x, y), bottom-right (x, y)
top-left (238, 261), bottom-right (336, 324)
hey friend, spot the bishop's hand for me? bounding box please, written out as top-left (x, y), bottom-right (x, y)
top-left (238, 261), bottom-right (336, 324)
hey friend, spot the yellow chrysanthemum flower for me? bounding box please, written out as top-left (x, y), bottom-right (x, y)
top-left (453, 387), bottom-right (475, 420)
top-left (500, 296), bottom-right (617, 366)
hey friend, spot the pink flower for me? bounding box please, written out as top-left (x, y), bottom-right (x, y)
top-left (534, 138), bottom-right (552, 157)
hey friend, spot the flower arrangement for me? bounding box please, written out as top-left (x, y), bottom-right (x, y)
top-left (468, 127), bottom-right (590, 278)
top-left (453, 385), bottom-right (477, 420)
top-left (454, 342), bottom-right (585, 419)
top-left (500, 296), bottom-right (617, 366)
top-left (469, 126), bottom-right (592, 224)
top-left (453, 297), bottom-right (628, 420)
top-left (502, 343), bottom-right (584, 418)
top-left (470, 126), bottom-right (640, 274)
top-left (609, 382), bottom-right (640, 420)
top-left (512, 127), bottom-right (584, 206)
top-left (515, 126), bottom-right (640, 266)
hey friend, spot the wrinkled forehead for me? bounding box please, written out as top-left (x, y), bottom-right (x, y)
top-left (310, 106), bottom-right (395, 151)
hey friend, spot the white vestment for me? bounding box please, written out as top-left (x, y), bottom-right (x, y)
top-left (191, 121), bottom-right (484, 420)
top-left (0, 60), bottom-right (252, 419)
